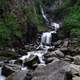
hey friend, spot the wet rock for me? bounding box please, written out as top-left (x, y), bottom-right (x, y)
top-left (62, 40), bottom-right (69, 47)
top-left (6, 70), bottom-right (28, 80)
top-left (44, 49), bottom-right (64, 59)
top-left (70, 64), bottom-right (80, 76)
top-left (72, 76), bottom-right (80, 80)
top-left (50, 49), bottom-right (64, 58)
top-left (24, 55), bottom-right (40, 69)
top-left (24, 71), bottom-right (33, 80)
top-left (2, 65), bottom-right (15, 77)
top-left (53, 40), bottom-right (62, 47)
top-left (2, 64), bottom-right (21, 77)
top-left (64, 55), bottom-right (74, 62)
top-left (45, 57), bottom-right (54, 64)
top-left (60, 47), bottom-right (68, 54)
top-left (73, 55), bottom-right (80, 65)
top-left (32, 61), bottom-right (72, 80)
top-left (44, 54), bottom-right (59, 64)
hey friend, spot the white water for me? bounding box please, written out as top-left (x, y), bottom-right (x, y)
top-left (37, 31), bottom-right (56, 50)
top-left (19, 50), bottom-right (46, 66)
top-left (40, 5), bottom-right (49, 22)
top-left (51, 22), bottom-right (60, 31)
top-left (38, 5), bottom-right (60, 50)
top-left (0, 67), bottom-right (6, 80)
top-left (40, 5), bottom-right (60, 31)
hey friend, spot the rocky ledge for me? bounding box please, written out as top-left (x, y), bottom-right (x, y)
top-left (0, 38), bottom-right (80, 80)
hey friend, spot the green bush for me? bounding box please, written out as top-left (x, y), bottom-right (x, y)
top-left (63, 0), bottom-right (80, 37)
top-left (0, 13), bottom-right (23, 47)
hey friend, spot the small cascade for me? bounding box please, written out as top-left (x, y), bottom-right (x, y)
top-left (32, 51), bottom-right (45, 65)
top-left (39, 5), bottom-right (61, 50)
top-left (51, 22), bottom-right (60, 31)
top-left (0, 67), bottom-right (6, 80)
top-left (19, 51), bottom-right (46, 66)
top-left (40, 5), bottom-right (49, 23)
top-left (9, 60), bottom-right (16, 64)
top-left (19, 54), bottom-right (31, 71)
top-left (37, 31), bottom-right (57, 50)
top-left (40, 5), bottom-right (60, 30)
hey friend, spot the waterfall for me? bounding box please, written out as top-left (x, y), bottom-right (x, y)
top-left (51, 22), bottom-right (60, 31)
top-left (40, 5), bottom-right (49, 22)
top-left (39, 5), bottom-right (60, 49)
top-left (40, 5), bottom-right (60, 31)
top-left (19, 54), bottom-right (31, 71)
top-left (37, 31), bottom-right (57, 50)
top-left (0, 67), bottom-right (6, 80)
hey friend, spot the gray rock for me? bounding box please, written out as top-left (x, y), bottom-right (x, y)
top-left (53, 40), bottom-right (62, 47)
top-left (2, 64), bottom-right (21, 77)
top-left (72, 76), bottom-right (80, 80)
top-left (62, 40), bottom-right (69, 47)
top-left (64, 55), bottom-right (74, 62)
top-left (70, 64), bottom-right (80, 76)
top-left (24, 55), bottom-right (40, 69)
top-left (32, 61), bottom-right (72, 80)
top-left (60, 47), bottom-right (68, 53)
top-left (6, 70), bottom-right (28, 80)
top-left (50, 49), bottom-right (64, 58)
top-left (2, 65), bottom-right (15, 77)
top-left (73, 55), bottom-right (80, 65)
top-left (45, 57), bottom-right (54, 64)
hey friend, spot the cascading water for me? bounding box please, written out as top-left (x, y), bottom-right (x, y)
top-left (40, 5), bottom-right (49, 23)
top-left (51, 22), bottom-right (60, 31)
top-left (37, 31), bottom-right (56, 50)
top-left (19, 51), bottom-right (46, 65)
top-left (0, 67), bottom-right (6, 80)
top-left (38, 5), bottom-right (60, 50)
top-left (40, 5), bottom-right (60, 30)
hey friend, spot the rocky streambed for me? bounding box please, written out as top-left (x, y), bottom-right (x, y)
top-left (0, 38), bottom-right (80, 80)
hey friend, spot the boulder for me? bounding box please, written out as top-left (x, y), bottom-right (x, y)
top-left (32, 61), bottom-right (72, 80)
top-left (62, 40), bottom-right (69, 47)
top-left (6, 70), bottom-right (28, 80)
top-left (50, 49), bottom-right (64, 58)
top-left (2, 64), bottom-right (21, 77)
top-left (72, 76), bottom-right (80, 80)
top-left (44, 54), bottom-right (59, 64)
top-left (64, 55), bottom-right (74, 62)
top-left (70, 64), bottom-right (80, 76)
top-left (60, 47), bottom-right (68, 54)
top-left (24, 71), bottom-right (33, 80)
top-left (2, 65), bottom-right (15, 77)
top-left (44, 49), bottom-right (64, 59)
top-left (45, 57), bottom-right (54, 64)
top-left (53, 40), bottom-right (62, 47)
top-left (24, 55), bottom-right (40, 69)
top-left (73, 55), bottom-right (80, 65)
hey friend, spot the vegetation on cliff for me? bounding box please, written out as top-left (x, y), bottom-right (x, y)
top-left (0, 0), bottom-right (80, 47)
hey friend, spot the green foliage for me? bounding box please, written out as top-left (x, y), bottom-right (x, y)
top-left (63, 0), bottom-right (80, 37)
top-left (4, 13), bottom-right (22, 38)
top-left (0, 13), bottom-right (22, 47)
top-left (23, 3), bottom-right (46, 31)
top-left (70, 28), bottom-right (80, 38)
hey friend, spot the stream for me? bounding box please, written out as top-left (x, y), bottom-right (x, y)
top-left (0, 5), bottom-right (60, 80)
